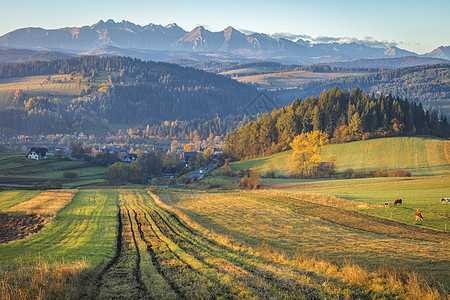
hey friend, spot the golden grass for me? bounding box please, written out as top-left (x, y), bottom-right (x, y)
top-left (4, 189), bottom-right (78, 217)
top-left (444, 140), bottom-right (450, 164)
top-left (255, 189), bottom-right (381, 209)
top-left (154, 188), bottom-right (447, 299)
top-left (0, 258), bottom-right (88, 300)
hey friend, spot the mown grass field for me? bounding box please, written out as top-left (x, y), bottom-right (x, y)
top-left (1, 187), bottom-right (447, 298)
top-left (164, 188), bottom-right (449, 294)
top-left (263, 176), bottom-right (450, 230)
top-left (0, 190), bottom-right (41, 210)
top-left (4, 189), bottom-right (77, 217)
top-left (231, 136), bottom-right (450, 177)
top-left (0, 72), bottom-right (113, 108)
top-left (85, 188), bottom-right (444, 299)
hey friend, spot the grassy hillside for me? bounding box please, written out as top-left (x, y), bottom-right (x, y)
top-left (0, 148), bottom-right (107, 186)
top-left (230, 136), bottom-right (450, 177)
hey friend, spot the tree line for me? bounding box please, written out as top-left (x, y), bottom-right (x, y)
top-left (224, 87), bottom-right (449, 160)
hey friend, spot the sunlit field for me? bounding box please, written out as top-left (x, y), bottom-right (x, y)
top-left (161, 188), bottom-right (449, 294)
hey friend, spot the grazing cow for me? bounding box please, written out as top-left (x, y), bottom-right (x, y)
top-left (384, 202), bottom-right (389, 207)
top-left (441, 198), bottom-right (450, 204)
top-left (415, 210), bottom-right (424, 221)
top-left (394, 199), bottom-right (402, 206)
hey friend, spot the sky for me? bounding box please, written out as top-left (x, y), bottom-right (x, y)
top-left (0, 0), bottom-right (449, 54)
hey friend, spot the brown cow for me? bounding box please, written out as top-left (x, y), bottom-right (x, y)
top-left (394, 199), bottom-right (402, 206)
top-left (415, 210), bottom-right (423, 221)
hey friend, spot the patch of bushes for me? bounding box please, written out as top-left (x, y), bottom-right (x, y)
top-left (387, 169), bottom-right (411, 177)
top-left (240, 170), bottom-right (261, 190)
top-left (342, 168), bottom-right (411, 179)
top-left (62, 171), bottom-right (79, 178)
top-left (32, 181), bottom-right (62, 190)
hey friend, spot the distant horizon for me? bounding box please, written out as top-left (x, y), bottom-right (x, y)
top-left (1, 0), bottom-right (449, 54)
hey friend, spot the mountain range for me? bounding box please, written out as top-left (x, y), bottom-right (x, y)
top-left (0, 20), bottom-right (449, 65)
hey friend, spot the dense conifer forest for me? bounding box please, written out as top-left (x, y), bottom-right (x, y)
top-left (225, 87), bottom-right (450, 160)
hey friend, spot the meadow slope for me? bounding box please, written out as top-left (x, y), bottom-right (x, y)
top-left (231, 136), bottom-right (450, 177)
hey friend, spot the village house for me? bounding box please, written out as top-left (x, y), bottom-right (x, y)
top-left (181, 151), bottom-right (198, 168)
top-left (122, 153), bottom-right (138, 163)
top-left (161, 166), bottom-right (177, 179)
top-left (27, 147), bottom-right (48, 160)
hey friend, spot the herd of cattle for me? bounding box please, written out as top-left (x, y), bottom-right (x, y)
top-left (382, 198), bottom-right (449, 222)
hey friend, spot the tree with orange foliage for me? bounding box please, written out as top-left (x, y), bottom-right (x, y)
top-left (289, 130), bottom-right (328, 176)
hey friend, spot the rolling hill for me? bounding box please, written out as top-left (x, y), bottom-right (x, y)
top-left (0, 56), bottom-right (257, 133)
top-left (271, 63), bottom-right (450, 116)
top-left (230, 136), bottom-right (450, 177)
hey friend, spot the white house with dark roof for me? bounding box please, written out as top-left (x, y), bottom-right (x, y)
top-left (27, 147), bottom-right (48, 160)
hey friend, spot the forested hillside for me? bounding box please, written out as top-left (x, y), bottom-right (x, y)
top-left (225, 87), bottom-right (449, 160)
top-left (279, 63), bottom-right (450, 114)
top-left (0, 56), bottom-right (257, 133)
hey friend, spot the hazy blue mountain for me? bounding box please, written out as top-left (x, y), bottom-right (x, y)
top-left (425, 46), bottom-right (450, 60)
top-left (0, 19), bottom-right (448, 66)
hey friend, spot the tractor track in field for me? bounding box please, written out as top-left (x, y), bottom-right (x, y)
top-left (99, 190), bottom-right (333, 299)
top-left (132, 208), bottom-right (184, 299)
top-left (91, 195), bottom-right (123, 299)
top-left (143, 198), bottom-right (323, 298)
top-left (95, 196), bottom-right (123, 295)
top-left (125, 206), bottom-right (148, 297)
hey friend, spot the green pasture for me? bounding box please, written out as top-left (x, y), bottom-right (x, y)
top-left (0, 149), bottom-right (107, 185)
top-left (0, 189), bottom-right (117, 265)
top-left (0, 190), bottom-right (41, 210)
top-left (231, 136), bottom-right (450, 177)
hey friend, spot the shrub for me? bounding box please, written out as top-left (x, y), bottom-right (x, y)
top-left (221, 165), bottom-right (234, 177)
top-left (387, 169), bottom-right (411, 177)
top-left (342, 168), bottom-right (354, 179)
top-left (240, 170), bottom-right (261, 190)
top-left (63, 171), bottom-right (79, 178)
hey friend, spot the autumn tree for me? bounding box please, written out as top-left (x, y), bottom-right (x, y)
top-left (70, 140), bottom-right (84, 159)
top-left (184, 143), bottom-right (194, 152)
top-left (288, 130), bottom-right (328, 177)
